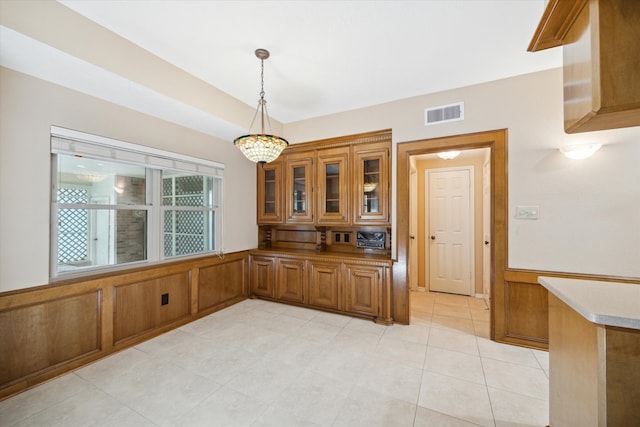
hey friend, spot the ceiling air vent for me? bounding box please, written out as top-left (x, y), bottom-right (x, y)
top-left (424, 102), bottom-right (464, 126)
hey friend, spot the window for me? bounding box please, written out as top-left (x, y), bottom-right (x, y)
top-left (51, 127), bottom-right (223, 278)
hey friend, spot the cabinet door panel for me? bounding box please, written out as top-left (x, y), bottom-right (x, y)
top-left (316, 147), bottom-right (350, 225)
top-left (353, 143), bottom-right (389, 225)
top-left (309, 262), bottom-right (340, 309)
top-left (285, 153), bottom-right (314, 224)
top-left (276, 259), bottom-right (305, 303)
top-left (251, 256), bottom-right (276, 298)
top-left (345, 265), bottom-right (380, 316)
top-left (257, 161), bottom-right (283, 224)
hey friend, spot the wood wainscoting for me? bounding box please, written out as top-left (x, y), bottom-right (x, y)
top-left (499, 269), bottom-right (640, 350)
top-left (0, 251), bottom-right (249, 400)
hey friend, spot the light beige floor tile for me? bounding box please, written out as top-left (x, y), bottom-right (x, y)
top-left (342, 317), bottom-right (388, 336)
top-left (410, 310), bottom-right (433, 325)
top-left (0, 373), bottom-right (93, 427)
top-left (253, 300), bottom-right (291, 315)
top-left (532, 348), bottom-right (550, 377)
top-left (122, 364), bottom-right (219, 425)
top-left (309, 346), bottom-right (368, 383)
top-left (434, 293), bottom-right (471, 307)
top-left (428, 327), bottom-right (479, 356)
top-left (333, 386), bottom-right (416, 427)
top-left (477, 337), bottom-right (540, 368)
top-left (488, 386), bottom-right (549, 427)
top-left (264, 335), bottom-right (324, 366)
top-left (481, 358), bottom-right (549, 401)
top-left (357, 358), bottom-right (423, 404)
top-left (75, 348), bottom-right (151, 385)
top-left (252, 405), bottom-right (321, 427)
top-left (473, 320), bottom-right (490, 339)
top-left (414, 406), bottom-right (485, 426)
top-left (424, 346), bottom-right (485, 385)
top-left (418, 372), bottom-right (494, 427)
top-left (431, 313), bottom-right (476, 335)
top-left (434, 302), bottom-right (473, 320)
top-left (330, 328), bottom-right (382, 353)
top-left (376, 335), bottom-right (428, 369)
top-left (92, 405), bottom-right (157, 427)
top-left (308, 310), bottom-right (352, 328)
top-left (468, 297), bottom-right (490, 310)
top-left (469, 307), bottom-right (490, 322)
top-left (271, 370), bottom-right (352, 426)
top-left (261, 312), bottom-right (309, 334)
top-left (293, 320), bottom-right (343, 344)
top-left (282, 305), bottom-right (320, 320)
top-left (182, 345), bottom-right (261, 385)
top-left (226, 357), bottom-right (304, 405)
top-left (174, 385), bottom-right (267, 427)
top-left (382, 322), bottom-right (430, 345)
top-left (11, 385), bottom-right (127, 427)
top-left (134, 328), bottom-right (200, 355)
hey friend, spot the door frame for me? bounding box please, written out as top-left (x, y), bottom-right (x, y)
top-left (395, 129), bottom-right (507, 342)
top-left (425, 166), bottom-right (475, 296)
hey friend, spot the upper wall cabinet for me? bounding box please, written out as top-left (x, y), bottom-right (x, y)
top-left (257, 130), bottom-right (391, 226)
top-left (257, 160), bottom-right (284, 224)
top-left (528, 0), bottom-right (640, 133)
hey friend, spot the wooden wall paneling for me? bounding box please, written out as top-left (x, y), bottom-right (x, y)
top-left (604, 327), bottom-right (640, 426)
top-left (504, 280), bottom-right (549, 346)
top-left (113, 272), bottom-right (191, 344)
top-left (198, 255), bottom-right (248, 311)
top-left (0, 291), bottom-right (100, 387)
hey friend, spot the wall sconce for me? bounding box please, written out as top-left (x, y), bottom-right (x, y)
top-left (436, 150), bottom-right (461, 160)
top-left (560, 143), bottom-right (602, 159)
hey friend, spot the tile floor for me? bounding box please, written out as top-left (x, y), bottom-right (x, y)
top-left (0, 291), bottom-right (549, 426)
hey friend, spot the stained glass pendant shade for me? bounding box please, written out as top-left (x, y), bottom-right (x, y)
top-left (234, 49), bottom-right (288, 165)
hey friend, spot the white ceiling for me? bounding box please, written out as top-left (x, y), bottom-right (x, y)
top-left (50, 0), bottom-right (560, 125)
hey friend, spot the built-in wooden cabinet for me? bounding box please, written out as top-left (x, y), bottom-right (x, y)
top-left (257, 160), bottom-right (283, 224)
top-left (308, 261), bottom-right (341, 310)
top-left (528, 0), bottom-right (640, 133)
top-left (276, 258), bottom-right (306, 303)
top-left (249, 250), bottom-right (392, 324)
top-left (316, 147), bottom-right (350, 225)
top-left (353, 142), bottom-right (390, 225)
top-left (257, 130), bottom-right (391, 227)
top-left (284, 152), bottom-right (314, 224)
top-left (250, 255), bottom-right (276, 298)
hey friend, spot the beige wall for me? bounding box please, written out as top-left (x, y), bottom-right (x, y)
top-left (285, 68), bottom-right (640, 279)
top-left (0, 67), bottom-right (258, 292)
top-left (415, 152), bottom-right (487, 295)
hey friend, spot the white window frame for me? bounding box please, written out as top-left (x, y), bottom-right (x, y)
top-left (50, 126), bottom-right (224, 279)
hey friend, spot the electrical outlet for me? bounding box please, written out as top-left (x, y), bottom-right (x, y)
top-left (161, 293), bottom-right (169, 305)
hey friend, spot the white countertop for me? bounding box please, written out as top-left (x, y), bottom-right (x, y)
top-left (539, 277), bottom-right (640, 330)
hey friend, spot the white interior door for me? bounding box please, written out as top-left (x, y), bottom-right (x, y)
top-left (427, 167), bottom-right (473, 296)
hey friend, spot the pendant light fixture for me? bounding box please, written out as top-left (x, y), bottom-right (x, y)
top-left (233, 49), bottom-right (289, 165)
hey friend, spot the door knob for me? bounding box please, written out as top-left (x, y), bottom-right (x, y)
top-left (484, 240), bottom-right (490, 245)
top-left (430, 235), bottom-right (436, 240)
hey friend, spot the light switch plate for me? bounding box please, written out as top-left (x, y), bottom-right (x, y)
top-left (515, 205), bottom-right (539, 219)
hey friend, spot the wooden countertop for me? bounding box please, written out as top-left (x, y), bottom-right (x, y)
top-left (250, 248), bottom-right (393, 264)
top-left (539, 276), bottom-right (640, 330)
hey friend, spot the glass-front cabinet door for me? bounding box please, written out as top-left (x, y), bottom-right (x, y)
top-left (316, 147), bottom-right (350, 225)
top-left (257, 160), bottom-right (283, 224)
top-left (285, 152), bottom-right (314, 224)
top-left (353, 143), bottom-right (389, 225)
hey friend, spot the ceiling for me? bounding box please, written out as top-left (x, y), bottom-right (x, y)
top-left (1, 1), bottom-right (561, 138)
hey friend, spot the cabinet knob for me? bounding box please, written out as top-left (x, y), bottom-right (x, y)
top-left (430, 235), bottom-right (436, 240)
